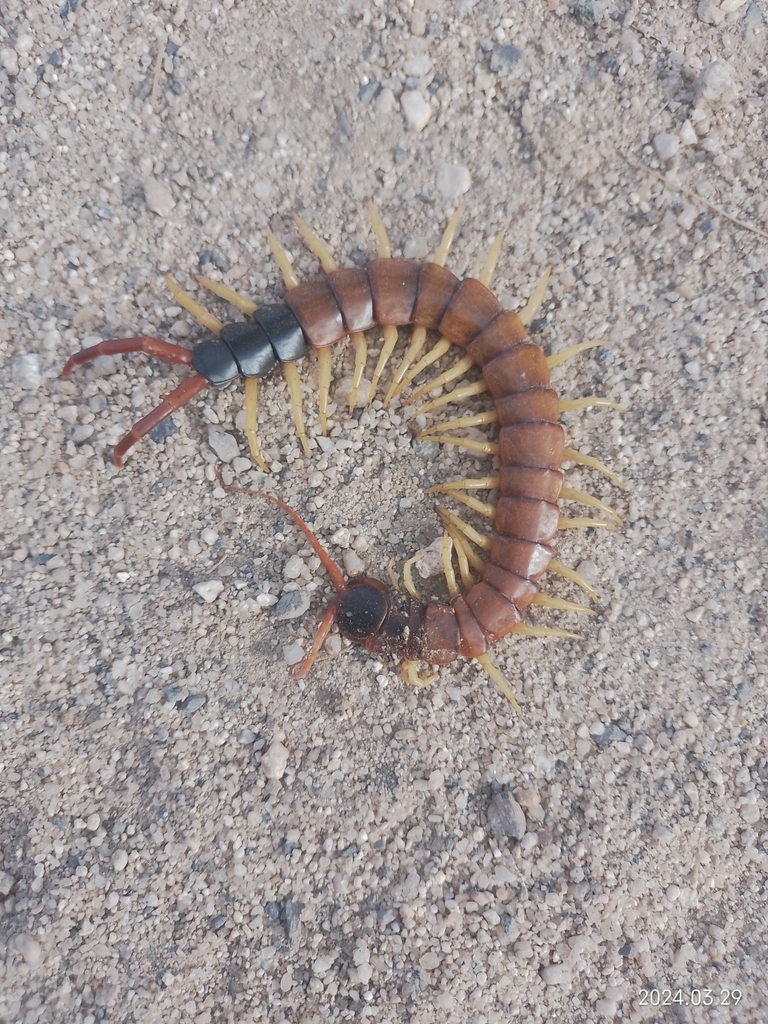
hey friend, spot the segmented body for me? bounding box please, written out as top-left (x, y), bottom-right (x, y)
top-left (66, 253), bottom-right (581, 671)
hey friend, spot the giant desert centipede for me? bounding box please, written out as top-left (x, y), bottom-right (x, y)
top-left (62, 204), bottom-right (623, 710)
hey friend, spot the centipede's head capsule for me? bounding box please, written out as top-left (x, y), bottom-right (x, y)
top-left (337, 577), bottom-right (389, 642)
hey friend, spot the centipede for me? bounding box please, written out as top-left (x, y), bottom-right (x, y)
top-left (62, 203), bottom-right (623, 712)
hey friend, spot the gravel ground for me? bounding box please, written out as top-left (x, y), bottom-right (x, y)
top-left (2, 1), bottom-right (767, 1022)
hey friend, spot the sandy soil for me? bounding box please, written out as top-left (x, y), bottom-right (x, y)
top-left (1, 0), bottom-right (767, 1021)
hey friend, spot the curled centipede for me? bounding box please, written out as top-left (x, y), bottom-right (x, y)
top-left (62, 204), bottom-right (623, 711)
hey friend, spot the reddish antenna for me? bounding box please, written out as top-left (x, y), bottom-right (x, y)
top-left (221, 479), bottom-right (348, 594)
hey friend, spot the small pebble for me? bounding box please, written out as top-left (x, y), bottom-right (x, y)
top-left (112, 849), bottom-right (128, 872)
top-left (487, 788), bottom-right (527, 840)
top-left (11, 354), bottom-right (42, 390)
top-left (416, 537), bottom-right (450, 579)
top-left (412, 438), bottom-right (440, 460)
top-left (86, 813), bottom-right (101, 831)
top-left (261, 740), bottom-right (290, 779)
top-left (283, 643), bottom-right (305, 666)
top-left (256, 592), bottom-right (279, 608)
top-left (419, 951), bottom-right (441, 971)
top-left (335, 375), bottom-right (372, 407)
top-left (684, 360), bottom-right (701, 380)
top-left (14, 933), bottom-right (42, 967)
top-left (1, 46), bottom-right (20, 77)
top-left (403, 54), bottom-right (430, 77)
top-left (193, 580), bottom-right (224, 603)
top-left (200, 528), bottom-right (219, 546)
top-left (541, 963), bottom-right (571, 986)
top-left (694, 60), bottom-right (738, 107)
top-left (238, 727), bottom-right (257, 744)
top-left (283, 554), bottom-right (306, 580)
top-left (652, 133), bottom-right (679, 161)
top-left (180, 694), bottom-right (207, 713)
top-left (342, 549), bottom-right (365, 576)
top-left (208, 430), bottom-right (240, 463)
top-left (149, 418), bottom-right (177, 442)
top-left (593, 723), bottom-right (627, 747)
top-left (0, 870), bottom-right (15, 896)
top-left (331, 526), bottom-right (351, 548)
top-left (404, 237), bottom-right (430, 260)
top-left (680, 120), bottom-right (698, 146)
top-left (209, 915), bottom-right (227, 931)
top-left (283, 900), bottom-right (301, 948)
top-left (144, 177), bottom-right (176, 217)
top-left (490, 44), bottom-right (522, 72)
top-left (274, 589), bottom-right (311, 620)
top-left (436, 162), bottom-right (471, 200)
top-left (359, 80), bottom-right (381, 104)
top-left (400, 90), bottom-right (432, 131)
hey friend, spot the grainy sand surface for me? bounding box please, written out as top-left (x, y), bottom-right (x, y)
top-left (1, 1), bottom-right (767, 1022)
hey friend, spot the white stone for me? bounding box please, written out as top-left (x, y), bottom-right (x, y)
top-left (283, 554), bottom-right (306, 579)
top-left (403, 54), bottom-right (431, 77)
top-left (436, 162), bottom-right (471, 199)
top-left (416, 537), bottom-right (449, 579)
top-left (401, 90), bottom-right (432, 131)
top-left (652, 133), bottom-right (679, 161)
top-left (193, 580), bottom-right (224, 603)
top-left (342, 549), bottom-right (365, 576)
top-left (11, 354), bottom-right (42, 390)
top-left (208, 430), bottom-right (239, 462)
top-left (112, 849), bottom-right (128, 872)
top-left (331, 526), bottom-right (351, 548)
top-left (375, 88), bottom-right (396, 115)
top-left (282, 642), bottom-right (305, 665)
top-left (0, 47), bottom-right (19, 77)
top-left (144, 177), bottom-right (176, 217)
top-left (680, 121), bottom-right (698, 146)
top-left (256, 592), bottom-right (278, 607)
top-left (14, 933), bottom-right (42, 966)
top-left (694, 61), bottom-right (738, 108)
top-left (541, 963), bottom-right (571, 986)
top-left (261, 740), bottom-right (289, 779)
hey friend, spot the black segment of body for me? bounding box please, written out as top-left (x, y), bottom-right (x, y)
top-left (337, 581), bottom-right (389, 641)
top-left (191, 303), bottom-right (310, 387)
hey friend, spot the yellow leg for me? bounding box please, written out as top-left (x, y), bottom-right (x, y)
top-left (369, 324), bottom-right (399, 402)
top-left (165, 274), bottom-right (223, 335)
top-left (243, 377), bottom-right (269, 472)
top-left (409, 354), bottom-right (475, 403)
top-left (400, 660), bottom-right (438, 688)
top-left (368, 201), bottom-right (392, 258)
top-left (266, 229), bottom-right (300, 289)
top-left (194, 275), bottom-right (258, 316)
top-left (546, 559), bottom-right (598, 603)
top-left (384, 325), bottom-right (426, 406)
top-left (441, 530), bottom-right (460, 599)
top-left (293, 213), bottom-right (338, 272)
top-left (547, 339), bottom-right (604, 369)
top-left (435, 506), bottom-right (491, 551)
top-left (387, 558), bottom-right (401, 593)
top-left (475, 653), bottom-right (522, 717)
top-left (402, 553), bottom-right (424, 600)
top-left (446, 527), bottom-right (478, 587)
top-left (389, 338), bottom-right (452, 403)
top-left (349, 331), bottom-right (368, 411)
top-left (419, 410), bottom-right (498, 436)
top-left (559, 484), bottom-right (622, 526)
top-left (517, 267), bottom-right (551, 326)
top-left (426, 476), bottom-right (500, 493)
top-left (512, 623), bottom-right (581, 640)
top-left (477, 233), bottom-right (504, 287)
top-left (563, 448), bottom-right (624, 489)
top-left (558, 515), bottom-right (616, 531)
top-left (414, 380), bottom-right (488, 419)
top-left (282, 361), bottom-right (310, 456)
top-left (530, 594), bottom-right (595, 616)
top-left (559, 396), bottom-right (622, 414)
top-left (316, 347), bottom-right (332, 435)
top-left (385, 208), bottom-right (463, 402)
top-left (425, 434), bottom-right (499, 456)
top-left (434, 489), bottom-right (494, 518)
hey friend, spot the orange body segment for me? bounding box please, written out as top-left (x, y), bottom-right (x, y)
top-left (327, 268), bottom-right (376, 333)
top-left (439, 278), bottom-right (503, 346)
top-left (367, 258), bottom-right (421, 325)
top-left (285, 278), bottom-right (346, 348)
top-left (412, 263), bottom-right (460, 329)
